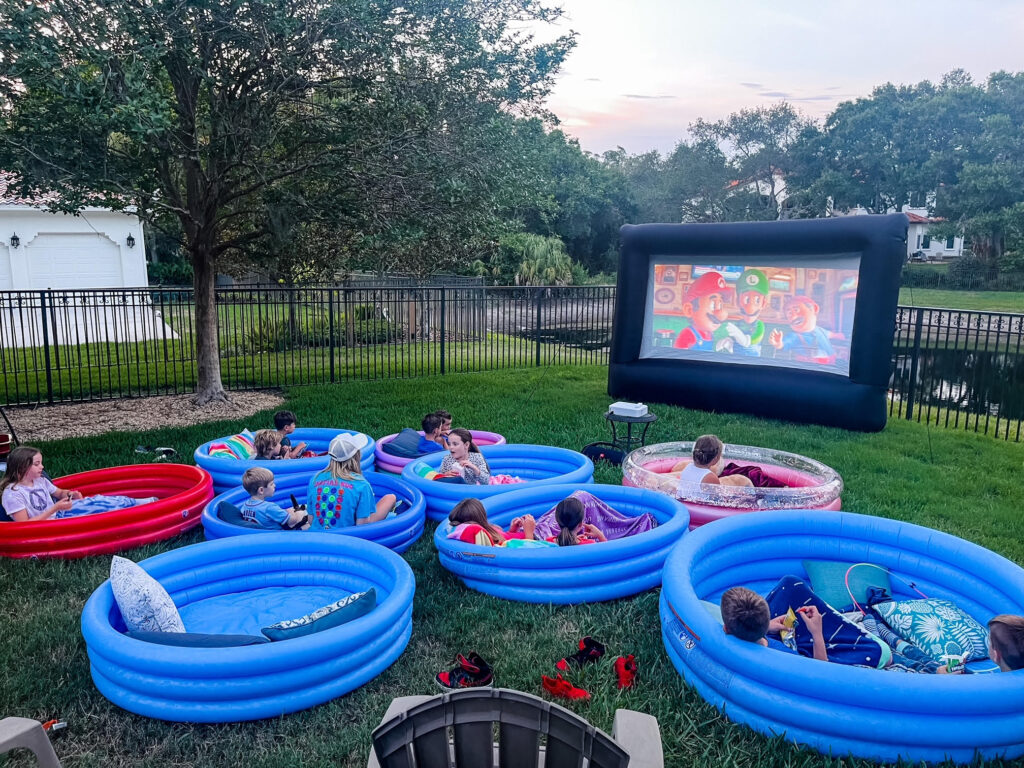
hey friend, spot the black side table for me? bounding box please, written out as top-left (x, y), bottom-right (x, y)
top-left (604, 410), bottom-right (657, 454)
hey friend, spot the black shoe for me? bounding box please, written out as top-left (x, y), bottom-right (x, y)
top-left (435, 652), bottom-right (494, 689)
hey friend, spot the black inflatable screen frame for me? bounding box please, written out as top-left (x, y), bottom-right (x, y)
top-left (608, 214), bottom-right (907, 431)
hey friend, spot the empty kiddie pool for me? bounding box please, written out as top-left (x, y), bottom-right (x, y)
top-left (401, 444), bottom-right (594, 521)
top-left (623, 441), bottom-right (842, 528)
top-left (201, 471), bottom-right (425, 553)
top-left (81, 532), bottom-right (414, 723)
top-left (375, 429), bottom-right (506, 474)
top-left (660, 509), bottom-right (1024, 764)
top-left (194, 427), bottom-right (375, 493)
top-left (0, 464), bottom-right (212, 559)
top-left (435, 483), bottom-right (689, 604)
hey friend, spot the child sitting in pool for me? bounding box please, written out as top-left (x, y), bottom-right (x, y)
top-left (671, 434), bottom-right (753, 489)
top-left (548, 495), bottom-right (607, 546)
top-left (1, 446), bottom-right (81, 521)
top-left (254, 429), bottom-right (286, 460)
top-left (0, 446), bottom-right (155, 522)
top-left (306, 433), bottom-right (396, 529)
top-left (446, 498), bottom-right (552, 548)
top-left (417, 413), bottom-right (448, 455)
top-left (721, 580), bottom-right (955, 673)
top-left (439, 429), bottom-right (491, 485)
top-left (240, 467), bottom-right (309, 529)
top-left (989, 615), bottom-right (1024, 671)
top-left (273, 410), bottom-right (307, 459)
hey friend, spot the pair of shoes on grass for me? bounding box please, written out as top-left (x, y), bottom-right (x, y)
top-left (542, 637), bottom-right (638, 702)
top-left (435, 651), bottom-right (493, 690)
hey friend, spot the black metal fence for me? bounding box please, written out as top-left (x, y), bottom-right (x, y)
top-left (889, 306), bottom-right (1024, 441)
top-left (0, 285), bottom-right (614, 405)
top-left (2, 287), bottom-right (1021, 441)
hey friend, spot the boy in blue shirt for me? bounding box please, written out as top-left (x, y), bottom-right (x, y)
top-left (721, 585), bottom-right (827, 660)
top-left (240, 467), bottom-right (309, 529)
top-left (418, 413), bottom-right (447, 454)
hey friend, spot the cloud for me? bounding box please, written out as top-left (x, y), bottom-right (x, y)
top-left (791, 94), bottom-right (843, 101)
top-left (759, 91), bottom-right (791, 97)
top-left (740, 82), bottom-right (763, 89)
top-left (623, 93), bottom-right (676, 100)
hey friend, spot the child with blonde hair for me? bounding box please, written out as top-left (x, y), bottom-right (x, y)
top-left (240, 467), bottom-right (309, 529)
top-left (253, 429), bottom-right (286, 460)
top-left (306, 433), bottom-right (396, 529)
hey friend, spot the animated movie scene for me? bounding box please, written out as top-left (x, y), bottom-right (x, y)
top-left (640, 259), bottom-right (860, 377)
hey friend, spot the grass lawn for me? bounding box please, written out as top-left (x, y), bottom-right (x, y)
top-left (898, 287), bottom-right (1024, 312)
top-left (2, 365), bottom-right (1023, 768)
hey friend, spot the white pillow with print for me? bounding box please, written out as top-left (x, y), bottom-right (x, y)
top-left (109, 556), bottom-right (185, 633)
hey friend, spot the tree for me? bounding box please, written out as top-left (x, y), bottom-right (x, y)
top-left (0, 0), bottom-right (572, 403)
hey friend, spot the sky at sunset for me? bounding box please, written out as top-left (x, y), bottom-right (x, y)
top-left (537, 0), bottom-right (1024, 155)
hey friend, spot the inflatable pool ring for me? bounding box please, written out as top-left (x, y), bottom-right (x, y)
top-left (623, 441), bottom-right (841, 528)
top-left (660, 509), bottom-right (1024, 764)
top-left (374, 430), bottom-right (507, 474)
top-left (0, 464), bottom-right (212, 559)
top-left (401, 444), bottom-right (594, 521)
top-left (81, 532), bottom-right (414, 722)
top-left (194, 428), bottom-right (375, 493)
top-left (201, 471), bottom-right (425, 553)
top-left (435, 483), bottom-right (688, 604)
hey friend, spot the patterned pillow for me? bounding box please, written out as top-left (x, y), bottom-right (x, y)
top-left (207, 429), bottom-right (256, 460)
top-left (874, 598), bottom-right (989, 662)
top-left (109, 556), bottom-right (185, 633)
top-left (261, 588), bottom-right (376, 642)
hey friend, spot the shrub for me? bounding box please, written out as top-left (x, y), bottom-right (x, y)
top-left (947, 257), bottom-right (989, 290)
top-left (243, 313), bottom-right (331, 353)
top-left (147, 261), bottom-right (193, 286)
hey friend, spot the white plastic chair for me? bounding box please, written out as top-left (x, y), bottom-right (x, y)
top-left (0, 718), bottom-right (62, 768)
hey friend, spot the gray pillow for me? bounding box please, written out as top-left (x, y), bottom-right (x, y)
top-left (109, 556), bottom-right (185, 633)
top-left (127, 631), bottom-right (268, 647)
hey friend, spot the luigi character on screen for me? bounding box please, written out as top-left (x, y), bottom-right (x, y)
top-left (673, 271), bottom-right (732, 351)
top-left (715, 268), bottom-right (769, 356)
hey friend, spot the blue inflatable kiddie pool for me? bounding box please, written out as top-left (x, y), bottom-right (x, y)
top-left (435, 483), bottom-right (688, 604)
top-left (194, 427), bottom-right (375, 493)
top-left (201, 471), bottom-right (425, 553)
top-left (81, 533), bottom-right (414, 723)
top-left (660, 509), bottom-right (1024, 764)
top-left (401, 444), bottom-right (594, 521)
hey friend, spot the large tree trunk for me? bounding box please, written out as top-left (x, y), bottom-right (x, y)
top-left (192, 246), bottom-right (229, 405)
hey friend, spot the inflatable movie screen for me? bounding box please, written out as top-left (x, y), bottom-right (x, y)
top-left (641, 259), bottom-right (859, 377)
top-left (608, 215), bottom-right (906, 431)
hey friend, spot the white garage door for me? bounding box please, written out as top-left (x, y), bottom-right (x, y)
top-left (28, 233), bottom-right (123, 289)
top-left (0, 247), bottom-right (12, 290)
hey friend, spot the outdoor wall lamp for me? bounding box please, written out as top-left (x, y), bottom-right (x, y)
top-left (10, 233), bottom-right (19, 248)
top-left (126, 234), bottom-right (136, 248)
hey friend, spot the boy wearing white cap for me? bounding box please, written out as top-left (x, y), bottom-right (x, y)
top-left (305, 433), bottom-right (397, 530)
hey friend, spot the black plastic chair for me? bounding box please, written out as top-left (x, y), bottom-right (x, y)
top-left (368, 688), bottom-right (663, 768)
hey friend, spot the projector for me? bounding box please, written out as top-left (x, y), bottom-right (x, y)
top-left (609, 401), bottom-right (648, 417)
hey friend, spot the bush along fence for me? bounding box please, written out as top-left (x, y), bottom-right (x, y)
top-left (1, 287), bottom-right (1021, 441)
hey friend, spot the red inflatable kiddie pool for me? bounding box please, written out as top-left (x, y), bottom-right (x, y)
top-left (0, 464), bottom-right (212, 559)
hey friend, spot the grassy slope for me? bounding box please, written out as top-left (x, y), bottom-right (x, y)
top-left (2, 365), bottom-right (1023, 768)
top-left (898, 287), bottom-right (1024, 312)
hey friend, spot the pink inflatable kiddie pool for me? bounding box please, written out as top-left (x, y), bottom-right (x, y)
top-left (374, 430), bottom-right (507, 474)
top-left (622, 441), bottom-right (842, 529)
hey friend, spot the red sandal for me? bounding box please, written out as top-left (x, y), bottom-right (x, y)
top-left (614, 654), bottom-right (637, 689)
top-left (541, 673), bottom-right (591, 701)
top-left (555, 636), bottom-right (606, 672)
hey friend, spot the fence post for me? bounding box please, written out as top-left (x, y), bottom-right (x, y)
top-left (328, 289), bottom-right (336, 384)
top-left (535, 288), bottom-right (543, 367)
top-left (39, 290), bottom-right (54, 404)
top-left (439, 286), bottom-right (446, 375)
top-left (905, 308), bottom-right (924, 421)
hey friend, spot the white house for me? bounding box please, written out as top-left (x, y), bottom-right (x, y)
top-left (0, 172), bottom-right (148, 291)
top-left (846, 205), bottom-right (965, 261)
